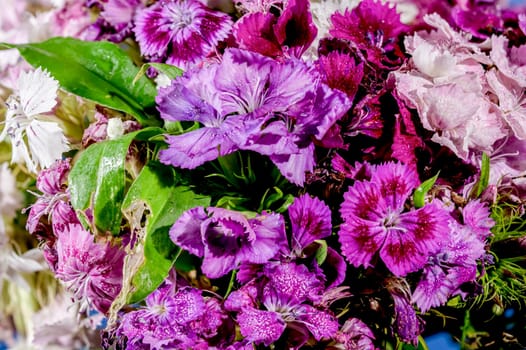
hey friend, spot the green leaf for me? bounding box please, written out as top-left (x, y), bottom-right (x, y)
top-left (121, 161), bottom-right (210, 303)
top-left (314, 240), bottom-right (328, 265)
top-left (133, 62), bottom-right (184, 85)
top-left (0, 38), bottom-right (160, 126)
top-left (475, 153), bottom-right (490, 198)
top-left (413, 171), bottom-right (440, 208)
top-left (68, 128), bottom-right (163, 235)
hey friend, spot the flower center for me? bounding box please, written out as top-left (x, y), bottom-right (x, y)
top-left (170, 5), bottom-right (194, 30)
top-left (383, 210), bottom-right (400, 229)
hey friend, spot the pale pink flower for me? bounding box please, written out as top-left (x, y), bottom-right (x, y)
top-left (490, 35), bottom-right (526, 88)
top-left (486, 68), bottom-right (526, 140)
top-left (54, 223), bottom-right (125, 313)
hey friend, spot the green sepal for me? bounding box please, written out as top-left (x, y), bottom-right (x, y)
top-left (413, 172), bottom-right (440, 208)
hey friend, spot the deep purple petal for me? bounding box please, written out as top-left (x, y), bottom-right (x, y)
top-left (237, 308), bottom-right (286, 346)
top-left (288, 194), bottom-right (332, 252)
top-left (169, 287), bottom-right (206, 325)
top-left (263, 262), bottom-right (325, 303)
top-left (392, 289), bottom-right (424, 346)
top-left (296, 305), bottom-right (339, 341)
top-left (234, 12), bottom-right (282, 58)
top-left (169, 207), bottom-right (207, 257)
top-left (273, 0), bottom-right (317, 57)
top-left (246, 212), bottom-right (286, 263)
top-left (324, 247), bottom-right (347, 288)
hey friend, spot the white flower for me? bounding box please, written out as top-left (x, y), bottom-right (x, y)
top-left (0, 68), bottom-right (69, 173)
top-left (106, 118), bottom-right (125, 140)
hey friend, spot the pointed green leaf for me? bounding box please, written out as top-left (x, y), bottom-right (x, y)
top-left (0, 38), bottom-right (160, 126)
top-left (413, 171), bottom-right (440, 208)
top-left (121, 161), bottom-right (210, 303)
top-left (476, 153), bottom-right (490, 198)
top-left (314, 240), bottom-right (328, 265)
top-left (68, 128), bottom-right (163, 235)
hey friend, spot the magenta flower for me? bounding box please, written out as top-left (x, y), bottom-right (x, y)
top-left (54, 223), bottom-right (125, 313)
top-left (169, 206), bottom-right (286, 278)
top-left (338, 162), bottom-right (451, 276)
top-left (329, 0), bottom-right (408, 67)
top-left (26, 158), bottom-right (80, 270)
top-left (134, 0), bottom-right (232, 67)
top-left (287, 194), bottom-right (332, 255)
top-left (317, 51), bottom-right (363, 101)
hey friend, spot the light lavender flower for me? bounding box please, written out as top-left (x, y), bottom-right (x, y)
top-left (411, 202), bottom-right (491, 312)
top-left (157, 48), bottom-right (351, 184)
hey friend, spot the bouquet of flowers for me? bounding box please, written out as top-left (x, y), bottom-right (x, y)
top-left (1, 0), bottom-right (526, 349)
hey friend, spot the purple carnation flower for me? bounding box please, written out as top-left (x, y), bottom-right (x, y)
top-left (54, 223), bottom-right (125, 313)
top-left (334, 318), bottom-right (377, 350)
top-left (294, 304), bottom-right (339, 341)
top-left (412, 220), bottom-right (487, 312)
top-left (338, 162), bottom-right (451, 276)
top-left (462, 199), bottom-right (495, 239)
top-left (388, 279), bottom-right (424, 346)
top-left (134, 0), bottom-right (233, 67)
top-left (26, 158), bottom-right (72, 234)
top-left (85, 0), bottom-right (143, 42)
top-left (116, 281), bottom-right (208, 349)
top-left (158, 48), bottom-right (351, 184)
top-left (169, 206), bottom-right (286, 278)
